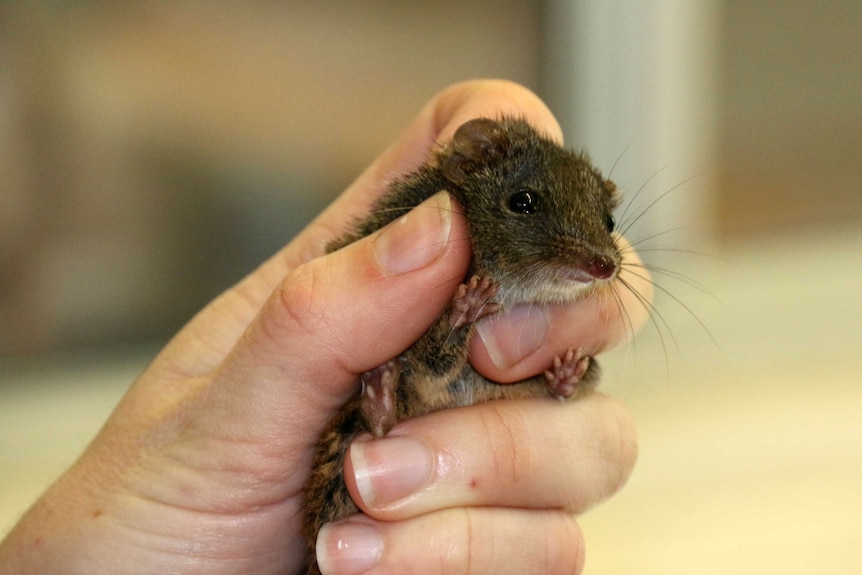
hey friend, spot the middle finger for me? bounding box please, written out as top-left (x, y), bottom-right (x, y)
top-left (343, 392), bottom-right (638, 520)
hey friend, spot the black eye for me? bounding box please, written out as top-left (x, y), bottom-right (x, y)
top-left (605, 213), bottom-right (616, 232)
top-left (508, 189), bottom-right (539, 214)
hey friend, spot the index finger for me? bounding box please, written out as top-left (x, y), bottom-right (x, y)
top-left (469, 234), bottom-right (653, 382)
top-left (343, 393), bottom-right (638, 520)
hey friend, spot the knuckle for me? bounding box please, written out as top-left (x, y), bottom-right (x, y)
top-left (384, 509), bottom-right (584, 575)
top-left (277, 261), bottom-right (327, 335)
top-left (599, 397), bottom-right (639, 497)
top-left (425, 508), bottom-right (473, 575)
top-left (273, 260), bottom-right (345, 356)
top-left (257, 260), bottom-right (350, 376)
top-left (547, 514), bottom-right (586, 575)
top-left (474, 403), bottom-right (536, 486)
top-left (450, 510), bottom-right (583, 575)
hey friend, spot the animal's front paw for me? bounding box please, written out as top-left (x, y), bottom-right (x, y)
top-left (544, 348), bottom-right (591, 399)
top-left (360, 360), bottom-right (401, 437)
top-left (448, 275), bottom-right (500, 329)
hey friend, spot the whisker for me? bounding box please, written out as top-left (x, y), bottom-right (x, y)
top-left (624, 226), bottom-right (699, 250)
top-left (608, 282), bottom-right (642, 385)
top-left (618, 172), bottom-right (705, 238)
top-left (606, 137), bottom-right (635, 182)
top-left (622, 267), bottom-right (720, 353)
top-left (616, 167), bottom-right (666, 227)
top-left (631, 246), bottom-right (722, 260)
top-left (616, 275), bottom-right (672, 377)
top-left (622, 262), bottom-right (719, 301)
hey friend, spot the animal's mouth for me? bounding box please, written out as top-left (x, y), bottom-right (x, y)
top-left (556, 267), bottom-right (601, 284)
top-left (555, 256), bottom-right (619, 284)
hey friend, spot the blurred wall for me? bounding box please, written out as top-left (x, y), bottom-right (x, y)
top-left (0, 1), bottom-right (543, 355)
top-left (1, 1), bottom-right (860, 357)
top-left (544, 0), bottom-right (721, 252)
top-left (715, 1), bottom-right (862, 238)
top-left (543, 0), bottom-right (862, 244)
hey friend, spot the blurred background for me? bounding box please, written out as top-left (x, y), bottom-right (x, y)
top-left (1, 2), bottom-right (860, 573)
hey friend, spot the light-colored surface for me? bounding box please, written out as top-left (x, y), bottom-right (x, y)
top-left (0, 349), bottom-right (150, 535)
top-left (586, 227), bottom-right (862, 574)
top-left (1, 229), bottom-right (861, 573)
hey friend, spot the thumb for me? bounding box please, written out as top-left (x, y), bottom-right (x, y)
top-left (203, 191), bottom-right (469, 459)
top-left (8, 192), bottom-right (470, 575)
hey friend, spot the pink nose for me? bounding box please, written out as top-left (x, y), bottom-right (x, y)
top-left (585, 256), bottom-right (616, 279)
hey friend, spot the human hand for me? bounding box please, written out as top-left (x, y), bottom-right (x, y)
top-left (0, 80), bottom-right (649, 575)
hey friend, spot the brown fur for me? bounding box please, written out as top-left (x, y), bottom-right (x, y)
top-left (301, 117), bottom-right (621, 574)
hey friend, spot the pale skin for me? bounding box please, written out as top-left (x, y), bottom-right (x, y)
top-left (0, 80), bottom-right (651, 575)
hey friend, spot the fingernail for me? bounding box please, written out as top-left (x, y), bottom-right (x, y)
top-left (475, 304), bottom-right (551, 369)
top-left (350, 436), bottom-right (433, 508)
top-left (316, 521), bottom-right (383, 575)
top-left (373, 191), bottom-right (452, 275)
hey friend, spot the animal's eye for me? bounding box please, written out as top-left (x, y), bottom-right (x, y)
top-left (508, 189), bottom-right (539, 214)
top-left (605, 213), bottom-right (616, 232)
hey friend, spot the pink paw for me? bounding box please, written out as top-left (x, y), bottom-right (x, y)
top-left (360, 360), bottom-right (400, 437)
top-left (448, 275), bottom-right (500, 329)
top-left (544, 348), bottom-right (591, 399)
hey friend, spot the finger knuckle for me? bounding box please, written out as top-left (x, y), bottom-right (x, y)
top-left (428, 508), bottom-right (474, 575)
top-left (449, 510), bottom-right (583, 575)
top-left (600, 397), bottom-right (639, 497)
top-left (275, 261), bottom-right (342, 347)
top-left (475, 403), bottom-right (536, 486)
top-left (545, 514), bottom-right (586, 575)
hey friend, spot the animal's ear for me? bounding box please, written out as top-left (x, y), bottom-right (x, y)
top-left (440, 118), bottom-right (510, 184)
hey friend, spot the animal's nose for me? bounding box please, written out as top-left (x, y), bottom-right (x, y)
top-left (585, 256), bottom-right (617, 279)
